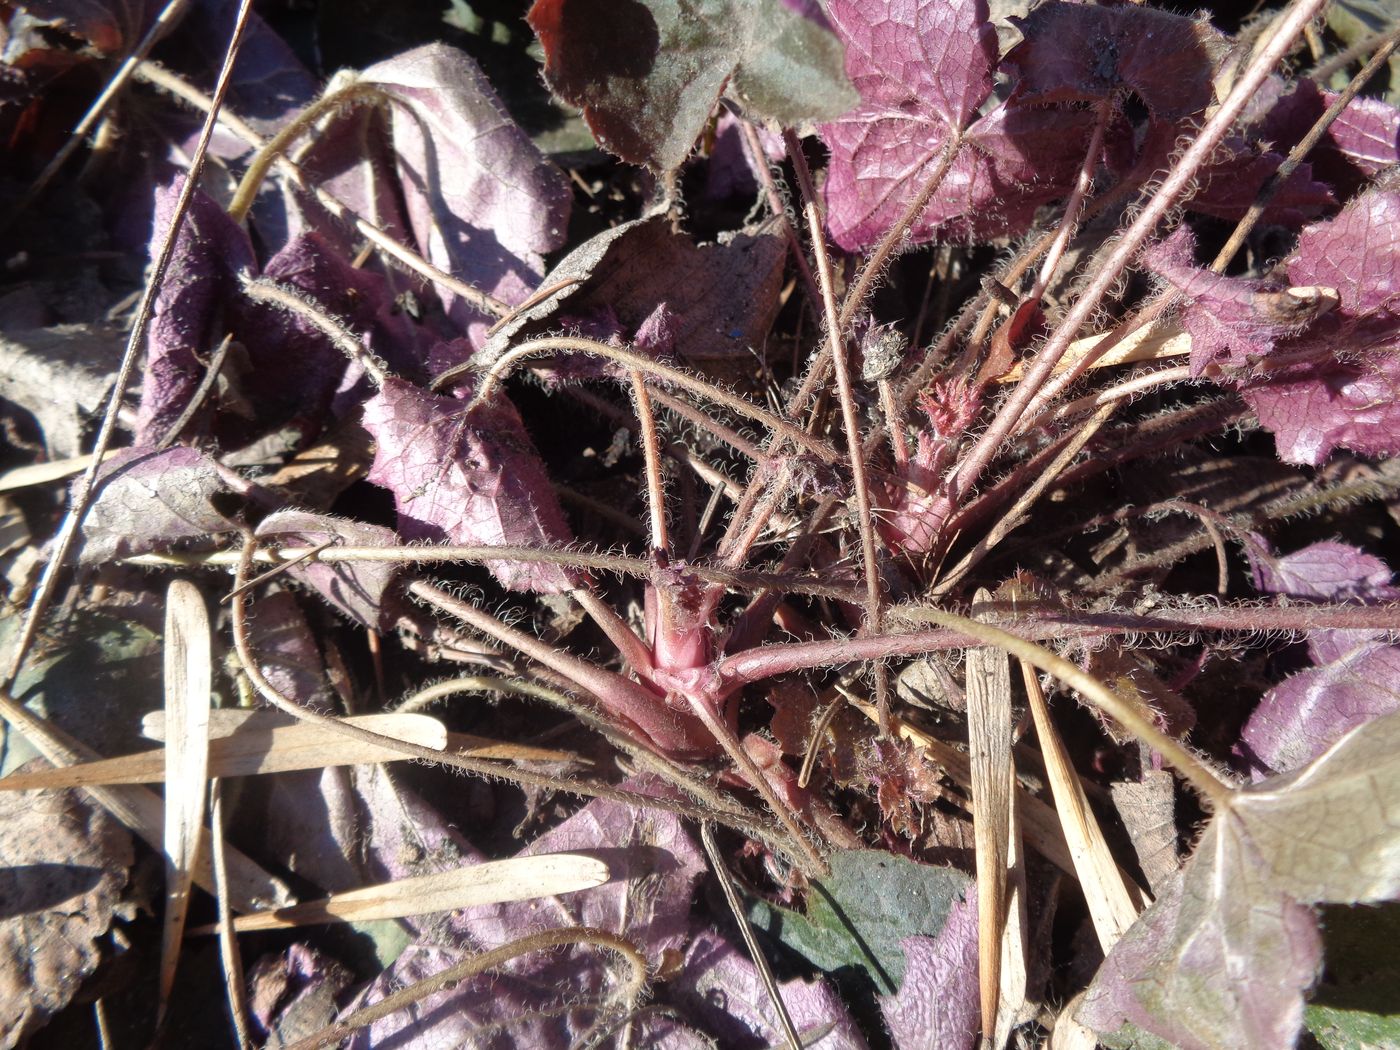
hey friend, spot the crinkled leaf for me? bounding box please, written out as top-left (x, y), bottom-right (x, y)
top-left (1245, 356), bottom-right (1400, 466)
top-left (0, 783), bottom-right (133, 1046)
top-left (1004, 2), bottom-right (1229, 121)
top-left (454, 786), bottom-right (705, 950)
top-left (1233, 706), bottom-right (1400, 906)
top-left (527, 0), bottom-right (856, 171)
top-left (1078, 833), bottom-right (1322, 1050)
top-left (255, 510), bottom-right (403, 631)
top-left (78, 446), bottom-right (239, 563)
top-left (478, 216), bottom-right (786, 371)
top-left (1082, 707), bottom-right (1400, 1048)
top-left (361, 377), bottom-right (575, 593)
top-left (820, 0), bottom-right (1093, 249)
top-left (877, 895), bottom-right (981, 1050)
top-left (746, 849), bottom-right (971, 994)
top-left (360, 44), bottom-right (571, 336)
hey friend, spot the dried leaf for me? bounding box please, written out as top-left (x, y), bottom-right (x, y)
top-left (0, 324), bottom-right (115, 458)
top-left (78, 447), bottom-right (240, 565)
top-left (478, 217), bottom-right (787, 370)
top-left (0, 783), bottom-right (133, 1046)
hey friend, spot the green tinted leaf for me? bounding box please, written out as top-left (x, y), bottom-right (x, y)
top-left (746, 849), bottom-right (969, 994)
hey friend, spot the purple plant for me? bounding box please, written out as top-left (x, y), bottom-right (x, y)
top-left (2, 0), bottom-right (1400, 1046)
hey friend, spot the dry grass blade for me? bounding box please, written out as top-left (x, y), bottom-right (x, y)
top-left (0, 451), bottom-right (118, 493)
top-left (1048, 993), bottom-right (1098, 1050)
top-left (1019, 660), bottom-right (1141, 951)
top-left (205, 852), bottom-right (615, 933)
top-left (209, 782), bottom-right (253, 1050)
top-left (0, 711), bottom-right (573, 791)
top-left (991, 323), bottom-right (1191, 383)
top-left (965, 590), bottom-right (1017, 1046)
top-left (158, 579), bottom-right (213, 1020)
top-left (993, 790), bottom-right (1028, 1050)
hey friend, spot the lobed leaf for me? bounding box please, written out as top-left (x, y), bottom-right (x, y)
top-left (1083, 707), bottom-right (1400, 1047)
top-left (820, 0), bottom-right (1094, 249)
top-left (527, 0), bottom-right (855, 171)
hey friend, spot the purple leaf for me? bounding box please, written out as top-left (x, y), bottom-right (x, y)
top-left (1185, 138), bottom-right (1333, 226)
top-left (1143, 226), bottom-right (1323, 375)
top-left (877, 895), bottom-right (980, 1050)
top-left (1251, 76), bottom-right (1400, 197)
top-left (361, 377), bottom-right (575, 593)
top-left (670, 927), bottom-right (870, 1049)
top-left (360, 44), bottom-right (571, 339)
top-left (241, 589), bottom-right (330, 710)
top-left (1151, 182), bottom-right (1400, 465)
top-left (704, 109), bottom-right (783, 202)
top-left (180, 0), bottom-right (318, 138)
top-left (455, 784), bottom-right (705, 953)
top-left (255, 510), bottom-right (403, 631)
top-left (1004, 2), bottom-right (1230, 121)
top-left (344, 785), bottom-right (713, 1049)
top-left (819, 0), bottom-right (1095, 249)
top-left (1244, 355), bottom-right (1400, 466)
top-left (78, 446), bottom-right (239, 563)
top-left (135, 183), bottom-right (395, 448)
top-left (1246, 537), bottom-right (1399, 662)
top-left (819, 0), bottom-right (992, 249)
top-left (135, 182), bottom-right (255, 446)
top-left (1242, 642), bottom-right (1400, 775)
top-left (1247, 539), bottom-right (1397, 601)
top-left (527, 0), bottom-right (856, 172)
